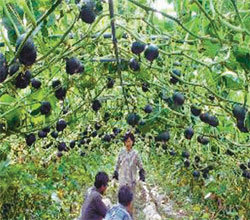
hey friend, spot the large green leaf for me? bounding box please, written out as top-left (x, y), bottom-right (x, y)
top-left (0, 94), bottom-right (21, 129)
top-left (203, 40), bottom-right (221, 58)
top-left (221, 71), bottom-right (244, 90)
top-left (233, 46), bottom-right (250, 70)
top-left (0, 94), bottom-right (15, 103)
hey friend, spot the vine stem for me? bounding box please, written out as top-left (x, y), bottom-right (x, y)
top-left (230, 0), bottom-right (244, 27)
top-left (3, 1), bottom-right (20, 37)
top-left (116, 24), bottom-right (211, 70)
top-left (20, 0), bottom-right (37, 27)
top-left (36, 15), bottom-right (78, 62)
top-left (192, 0), bottom-right (222, 43)
top-left (9, 0), bottom-right (63, 65)
top-left (32, 25), bottom-right (110, 78)
top-left (108, 0), bottom-right (129, 112)
top-left (127, 0), bottom-right (227, 43)
top-left (118, 42), bottom-right (248, 108)
top-left (209, 0), bottom-right (216, 18)
top-left (0, 26), bottom-right (13, 53)
top-left (142, 60), bottom-right (244, 106)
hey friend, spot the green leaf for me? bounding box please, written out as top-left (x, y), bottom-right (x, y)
top-left (221, 71), bottom-right (244, 90)
top-left (4, 109), bottom-right (21, 129)
top-left (41, 23), bottom-right (49, 37)
top-left (47, 95), bottom-right (58, 110)
top-left (243, 16), bottom-right (250, 31)
top-left (203, 40), bottom-right (221, 58)
top-left (185, 16), bottom-right (200, 34)
top-left (164, 20), bottom-right (174, 31)
top-left (0, 95), bottom-right (21, 129)
top-left (233, 46), bottom-right (250, 70)
top-left (20, 0), bottom-right (36, 26)
top-left (190, 4), bottom-right (199, 13)
top-left (218, 182), bottom-right (227, 194)
top-left (0, 159), bottom-right (11, 172)
top-left (47, 14), bottom-right (56, 27)
top-left (7, 29), bottom-right (18, 44)
top-left (30, 104), bottom-right (41, 116)
top-left (2, 5), bottom-right (24, 43)
top-left (0, 94), bottom-right (16, 103)
top-left (31, 114), bottom-right (45, 126)
top-left (29, 89), bottom-right (47, 101)
top-left (0, 142), bottom-right (10, 161)
top-left (245, 112), bottom-right (250, 131)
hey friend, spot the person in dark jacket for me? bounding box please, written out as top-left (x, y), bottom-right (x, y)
top-left (79, 171), bottom-right (109, 220)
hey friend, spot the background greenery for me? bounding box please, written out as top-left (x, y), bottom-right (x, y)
top-left (0, 0), bottom-right (249, 219)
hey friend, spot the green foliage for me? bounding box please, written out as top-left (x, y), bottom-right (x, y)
top-left (0, 94), bottom-right (21, 129)
top-left (233, 46), bottom-right (250, 70)
top-left (0, 0), bottom-right (249, 218)
top-left (0, 151), bottom-right (93, 219)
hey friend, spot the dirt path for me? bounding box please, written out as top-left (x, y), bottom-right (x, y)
top-left (105, 180), bottom-right (188, 220)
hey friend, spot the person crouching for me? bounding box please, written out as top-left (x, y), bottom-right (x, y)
top-left (79, 171), bottom-right (109, 220)
top-left (104, 185), bottom-right (133, 220)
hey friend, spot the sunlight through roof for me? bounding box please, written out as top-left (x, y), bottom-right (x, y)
top-left (151, 0), bottom-right (176, 19)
